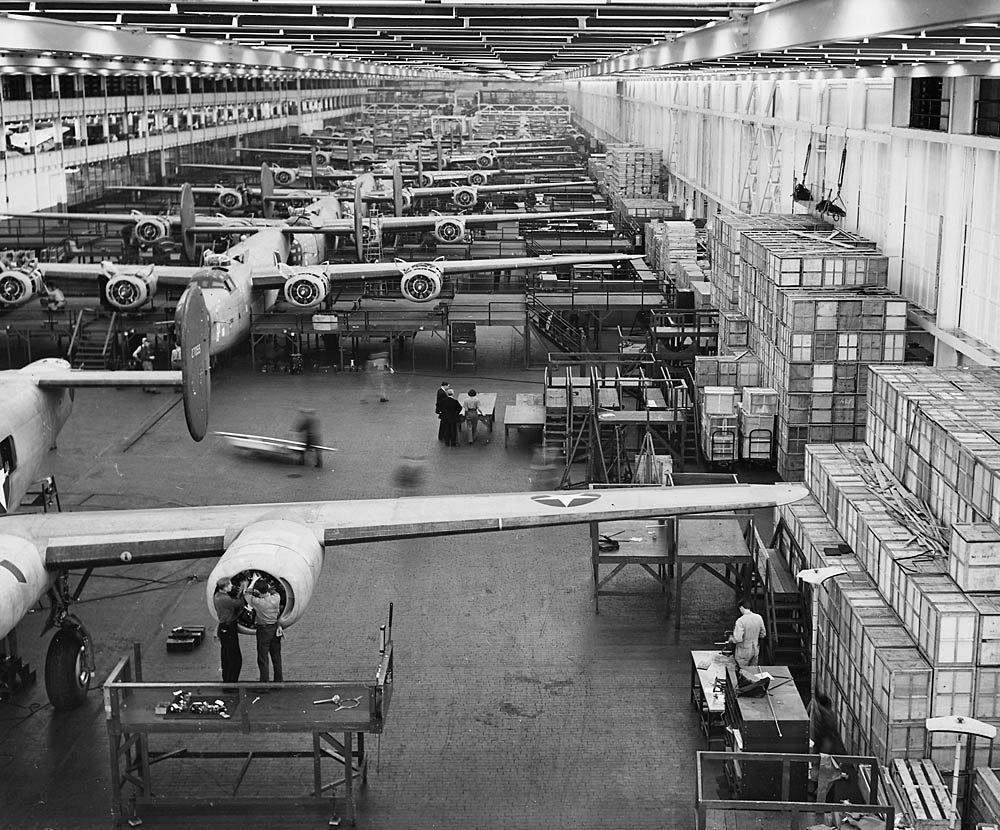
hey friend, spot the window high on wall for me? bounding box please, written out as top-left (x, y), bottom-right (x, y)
top-left (975, 78), bottom-right (1000, 138)
top-left (910, 77), bottom-right (950, 131)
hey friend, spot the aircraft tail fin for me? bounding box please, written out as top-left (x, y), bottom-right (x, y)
top-left (261, 164), bottom-right (275, 219)
top-left (175, 283), bottom-right (211, 441)
top-left (180, 183), bottom-right (197, 262)
top-left (393, 163), bottom-right (404, 217)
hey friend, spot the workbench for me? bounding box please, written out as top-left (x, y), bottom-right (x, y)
top-left (104, 640), bottom-right (393, 828)
top-left (588, 518), bottom-right (670, 613)
top-left (503, 404), bottom-right (545, 446)
top-left (690, 650), bottom-right (735, 749)
top-left (664, 513), bottom-right (754, 629)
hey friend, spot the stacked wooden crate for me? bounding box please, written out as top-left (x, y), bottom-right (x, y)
top-left (708, 213), bottom-right (830, 311)
top-left (603, 144), bottom-right (662, 198)
top-left (644, 219), bottom-right (703, 292)
top-left (721, 226), bottom-right (904, 480)
top-left (770, 419), bottom-right (1000, 774)
top-left (694, 353), bottom-right (763, 390)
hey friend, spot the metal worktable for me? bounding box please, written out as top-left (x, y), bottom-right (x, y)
top-left (104, 634), bottom-right (393, 828)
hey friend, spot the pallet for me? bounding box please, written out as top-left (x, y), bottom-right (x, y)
top-left (891, 758), bottom-right (953, 829)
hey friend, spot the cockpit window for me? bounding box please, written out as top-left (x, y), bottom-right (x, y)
top-left (190, 269), bottom-right (235, 291)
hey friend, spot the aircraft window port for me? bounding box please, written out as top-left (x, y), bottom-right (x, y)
top-left (1, 436), bottom-right (17, 473)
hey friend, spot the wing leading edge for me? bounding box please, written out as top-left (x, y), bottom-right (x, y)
top-left (22, 483), bottom-right (809, 570)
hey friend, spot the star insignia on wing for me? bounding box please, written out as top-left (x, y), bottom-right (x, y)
top-left (531, 493), bottom-right (602, 509)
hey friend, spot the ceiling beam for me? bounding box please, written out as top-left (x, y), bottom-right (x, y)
top-left (0, 12), bottom-right (467, 76)
top-left (565, 0), bottom-right (1000, 77)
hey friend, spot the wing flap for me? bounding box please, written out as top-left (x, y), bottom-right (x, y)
top-left (46, 530), bottom-right (226, 569)
top-left (39, 262), bottom-right (197, 285)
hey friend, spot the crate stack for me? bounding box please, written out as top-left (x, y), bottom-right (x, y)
top-left (588, 154), bottom-right (607, 192)
top-left (693, 352), bottom-right (762, 391)
top-left (717, 222), bottom-right (905, 480)
top-left (770, 389), bottom-right (1000, 774)
top-left (644, 220), bottom-right (704, 293)
top-left (603, 144), bottom-right (662, 199)
top-left (709, 214), bottom-right (831, 311)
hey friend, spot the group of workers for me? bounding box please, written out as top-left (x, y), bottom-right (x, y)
top-left (435, 380), bottom-right (485, 447)
top-left (212, 573), bottom-right (285, 684)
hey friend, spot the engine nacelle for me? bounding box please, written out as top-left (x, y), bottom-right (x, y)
top-left (433, 216), bottom-right (467, 244)
top-left (476, 151), bottom-right (496, 169)
top-left (0, 266), bottom-right (43, 308)
top-left (206, 518), bottom-right (323, 631)
top-left (314, 150), bottom-right (331, 167)
top-left (283, 269), bottom-right (330, 308)
top-left (418, 172), bottom-right (436, 187)
top-left (215, 187), bottom-right (244, 211)
top-left (0, 535), bottom-right (50, 637)
top-left (467, 170), bottom-right (489, 187)
top-left (398, 263), bottom-right (443, 303)
top-left (104, 265), bottom-right (158, 311)
top-left (359, 219), bottom-right (382, 246)
top-left (572, 132), bottom-right (587, 145)
top-left (359, 152), bottom-right (376, 163)
top-left (451, 186), bottom-right (479, 210)
top-left (400, 189), bottom-right (414, 212)
top-left (272, 166), bottom-right (296, 187)
top-left (132, 216), bottom-right (171, 245)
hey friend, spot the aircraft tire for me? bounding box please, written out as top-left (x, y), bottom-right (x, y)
top-left (44, 627), bottom-right (91, 710)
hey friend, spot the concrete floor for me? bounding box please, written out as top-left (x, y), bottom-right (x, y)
top-left (0, 327), bottom-right (776, 829)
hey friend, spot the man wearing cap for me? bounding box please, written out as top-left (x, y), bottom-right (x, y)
top-left (213, 576), bottom-right (246, 683)
top-left (435, 381), bottom-right (451, 440)
top-left (245, 576), bottom-right (284, 683)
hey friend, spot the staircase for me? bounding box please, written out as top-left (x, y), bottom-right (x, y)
top-left (68, 310), bottom-right (122, 369)
top-left (744, 521), bottom-right (811, 696)
top-left (526, 294), bottom-right (586, 354)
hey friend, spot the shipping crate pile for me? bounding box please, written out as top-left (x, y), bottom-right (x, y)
top-left (603, 144), bottom-right (662, 198)
top-left (709, 214), bottom-right (907, 479)
top-left (644, 220), bottom-right (705, 293)
top-left (693, 355), bottom-right (776, 465)
top-left (769, 366), bottom-right (1000, 785)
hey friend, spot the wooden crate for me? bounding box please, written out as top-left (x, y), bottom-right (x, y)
top-left (890, 759), bottom-right (953, 829)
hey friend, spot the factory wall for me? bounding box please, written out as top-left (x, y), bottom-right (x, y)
top-left (0, 75), bottom-right (369, 212)
top-left (566, 75), bottom-right (1000, 364)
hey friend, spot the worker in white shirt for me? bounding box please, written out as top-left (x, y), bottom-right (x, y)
top-left (727, 597), bottom-right (766, 668)
top-left (245, 576), bottom-right (284, 682)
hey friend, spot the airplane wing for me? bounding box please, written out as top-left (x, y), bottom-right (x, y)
top-left (257, 210), bottom-right (609, 237)
top-left (0, 211), bottom-right (175, 225)
top-left (410, 180), bottom-right (590, 199)
top-left (33, 369), bottom-right (182, 388)
top-left (36, 261), bottom-right (198, 286)
top-left (249, 251), bottom-right (643, 288)
top-left (7, 483), bottom-right (808, 570)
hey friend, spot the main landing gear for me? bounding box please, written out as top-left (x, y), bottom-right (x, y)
top-left (43, 572), bottom-right (95, 711)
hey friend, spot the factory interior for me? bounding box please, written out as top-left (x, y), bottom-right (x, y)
top-left (4, 2), bottom-right (1000, 829)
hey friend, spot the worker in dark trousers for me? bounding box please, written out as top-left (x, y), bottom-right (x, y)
top-left (213, 577), bottom-right (246, 684)
top-left (245, 576), bottom-right (283, 683)
top-left (295, 408), bottom-right (322, 468)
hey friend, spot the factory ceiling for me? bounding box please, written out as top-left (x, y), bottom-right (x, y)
top-left (1, 0), bottom-right (1000, 80)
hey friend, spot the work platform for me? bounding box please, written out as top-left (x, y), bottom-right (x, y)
top-left (104, 633), bottom-right (394, 829)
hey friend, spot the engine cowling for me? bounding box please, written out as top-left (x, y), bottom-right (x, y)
top-left (0, 535), bottom-right (50, 637)
top-left (418, 172), bottom-right (435, 187)
top-left (272, 166), bottom-right (295, 186)
top-left (215, 187), bottom-right (244, 211)
top-left (488, 139), bottom-right (501, 149)
top-left (104, 265), bottom-right (158, 311)
top-left (467, 170), bottom-right (489, 187)
top-left (206, 518), bottom-right (323, 632)
top-left (572, 132), bottom-right (587, 146)
top-left (400, 189), bottom-right (414, 212)
top-left (433, 216), bottom-right (466, 244)
top-left (398, 263), bottom-right (443, 303)
top-left (359, 219), bottom-right (382, 246)
top-left (283, 269), bottom-right (330, 308)
top-left (0, 266), bottom-right (43, 308)
top-left (314, 150), bottom-right (331, 167)
top-left (476, 151), bottom-right (496, 169)
top-left (132, 216), bottom-right (171, 245)
top-left (451, 186), bottom-right (478, 210)
top-left (359, 152), bottom-right (376, 163)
